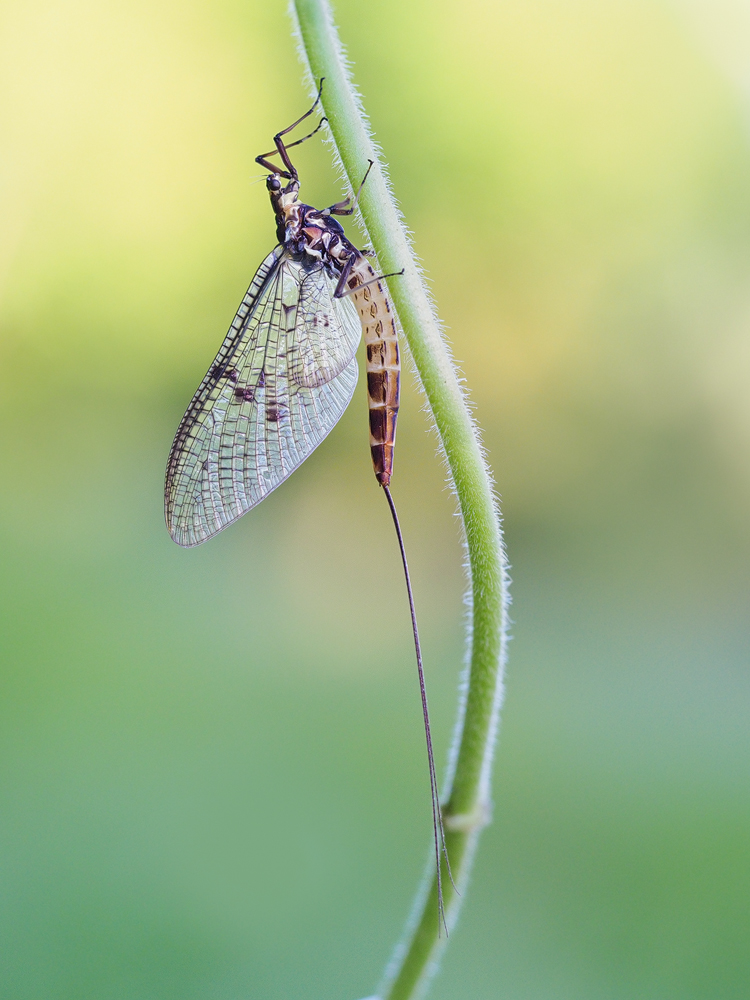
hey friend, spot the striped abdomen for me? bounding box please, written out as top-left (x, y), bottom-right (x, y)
top-left (350, 257), bottom-right (400, 485)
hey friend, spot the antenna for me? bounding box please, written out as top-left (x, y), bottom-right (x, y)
top-left (382, 484), bottom-right (457, 936)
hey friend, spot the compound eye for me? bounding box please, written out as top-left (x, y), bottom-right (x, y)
top-left (267, 175), bottom-right (282, 191)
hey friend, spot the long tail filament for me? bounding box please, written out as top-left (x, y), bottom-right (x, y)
top-left (382, 484), bottom-right (456, 936)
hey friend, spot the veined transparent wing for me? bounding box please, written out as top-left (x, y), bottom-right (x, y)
top-left (165, 248), bottom-right (362, 547)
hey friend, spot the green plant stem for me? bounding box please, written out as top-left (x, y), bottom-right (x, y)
top-left (290, 2), bottom-right (510, 997)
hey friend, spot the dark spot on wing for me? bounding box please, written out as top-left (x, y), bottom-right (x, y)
top-left (210, 364), bottom-right (239, 382)
top-left (258, 370), bottom-right (266, 387)
top-left (235, 386), bottom-right (255, 402)
top-left (266, 402), bottom-right (288, 424)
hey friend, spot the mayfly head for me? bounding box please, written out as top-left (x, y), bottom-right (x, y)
top-left (266, 173), bottom-right (301, 245)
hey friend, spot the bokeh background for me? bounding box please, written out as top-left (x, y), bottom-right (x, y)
top-left (1, 1), bottom-right (749, 997)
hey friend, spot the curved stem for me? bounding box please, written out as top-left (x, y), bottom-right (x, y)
top-left (289, 2), bottom-right (510, 997)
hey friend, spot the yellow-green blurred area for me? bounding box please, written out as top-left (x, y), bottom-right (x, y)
top-left (1, 0), bottom-right (749, 996)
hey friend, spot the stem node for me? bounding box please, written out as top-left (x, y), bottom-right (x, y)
top-left (443, 800), bottom-right (492, 835)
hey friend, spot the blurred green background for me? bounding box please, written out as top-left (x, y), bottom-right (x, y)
top-left (1, 1), bottom-right (749, 997)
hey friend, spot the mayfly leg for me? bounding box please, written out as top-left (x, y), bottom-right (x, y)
top-left (254, 116), bottom-right (328, 178)
top-left (255, 79), bottom-right (326, 179)
top-left (324, 159), bottom-right (375, 218)
top-left (336, 267), bottom-right (405, 298)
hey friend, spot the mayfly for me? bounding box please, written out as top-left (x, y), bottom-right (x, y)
top-left (165, 82), bottom-right (454, 930)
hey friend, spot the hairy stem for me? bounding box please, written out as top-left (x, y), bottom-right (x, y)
top-left (290, 2), bottom-right (510, 997)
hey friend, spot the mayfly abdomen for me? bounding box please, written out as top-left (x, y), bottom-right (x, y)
top-left (351, 259), bottom-right (400, 486)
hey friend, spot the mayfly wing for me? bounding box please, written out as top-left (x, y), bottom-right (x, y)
top-left (165, 251), bottom-right (361, 547)
top-left (291, 264), bottom-right (361, 388)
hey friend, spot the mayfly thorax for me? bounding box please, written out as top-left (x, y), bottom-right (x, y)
top-left (164, 81), bottom-right (453, 931)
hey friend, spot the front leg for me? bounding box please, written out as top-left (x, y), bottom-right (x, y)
top-left (324, 195), bottom-right (353, 217)
top-left (333, 251), bottom-right (358, 298)
top-left (322, 160), bottom-right (375, 218)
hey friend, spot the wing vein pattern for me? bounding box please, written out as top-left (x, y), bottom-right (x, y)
top-left (165, 248), bottom-right (361, 547)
